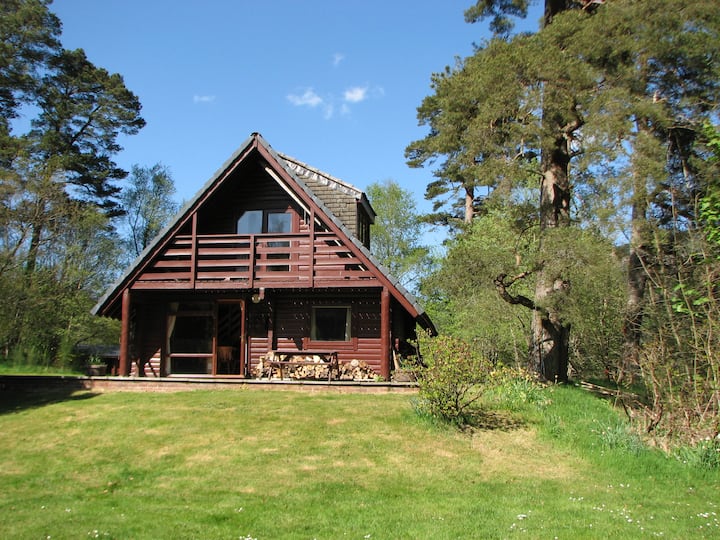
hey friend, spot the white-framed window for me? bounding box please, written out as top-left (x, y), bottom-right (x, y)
top-left (311, 306), bottom-right (351, 341)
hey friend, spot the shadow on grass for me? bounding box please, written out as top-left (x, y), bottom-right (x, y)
top-left (465, 409), bottom-right (527, 432)
top-left (0, 378), bottom-right (100, 415)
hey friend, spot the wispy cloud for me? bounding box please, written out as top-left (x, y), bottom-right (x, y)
top-left (287, 83), bottom-right (383, 120)
top-left (193, 95), bottom-right (216, 104)
top-left (343, 86), bottom-right (368, 103)
top-left (332, 53), bottom-right (345, 67)
top-left (287, 88), bottom-right (323, 108)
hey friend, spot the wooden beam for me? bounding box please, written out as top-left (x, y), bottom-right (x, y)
top-left (190, 212), bottom-right (197, 288)
top-left (119, 288), bottom-right (131, 376)
top-left (380, 287), bottom-right (391, 381)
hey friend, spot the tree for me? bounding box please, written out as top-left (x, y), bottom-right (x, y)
top-left (556, 0), bottom-right (720, 377)
top-left (119, 163), bottom-right (179, 261)
top-left (408, 0), bottom-right (720, 386)
top-left (0, 0), bottom-right (61, 163)
top-left (366, 179), bottom-right (430, 291)
top-left (408, 0), bottom-right (599, 381)
top-left (0, 0), bottom-right (144, 363)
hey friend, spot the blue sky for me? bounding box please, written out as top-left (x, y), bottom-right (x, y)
top-left (51, 0), bottom-right (540, 222)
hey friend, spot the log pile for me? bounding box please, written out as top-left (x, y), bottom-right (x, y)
top-left (254, 355), bottom-right (377, 381)
top-left (338, 359), bottom-right (376, 381)
top-left (253, 354), bottom-right (334, 380)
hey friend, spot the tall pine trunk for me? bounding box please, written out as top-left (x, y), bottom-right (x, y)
top-left (532, 130), bottom-right (572, 382)
top-left (621, 120), bottom-right (654, 381)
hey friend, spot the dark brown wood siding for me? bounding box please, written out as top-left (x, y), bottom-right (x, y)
top-left (241, 291), bottom-right (384, 368)
top-left (198, 159), bottom-right (298, 235)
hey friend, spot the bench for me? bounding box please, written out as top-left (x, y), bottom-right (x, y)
top-left (266, 350), bottom-right (339, 381)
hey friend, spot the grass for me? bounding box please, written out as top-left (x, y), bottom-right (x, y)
top-left (0, 385), bottom-right (718, 539)
top-left (0, 361), bottom-right (83, 376)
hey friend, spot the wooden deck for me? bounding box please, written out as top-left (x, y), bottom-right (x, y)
top-left (133, 232), bottom-right (376, 290)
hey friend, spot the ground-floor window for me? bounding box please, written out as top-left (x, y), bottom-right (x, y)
top-left (311, 306), bottom-right (351, 341)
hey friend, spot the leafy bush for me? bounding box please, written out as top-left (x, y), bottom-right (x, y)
top-left (413, 334), bottom-right (495, 427)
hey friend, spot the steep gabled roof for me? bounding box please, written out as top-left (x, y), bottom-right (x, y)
top-left (92, 133), bottom-right (435, 334)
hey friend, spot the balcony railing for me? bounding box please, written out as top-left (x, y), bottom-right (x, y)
top-left (133, 232), bottom-right (375, 289)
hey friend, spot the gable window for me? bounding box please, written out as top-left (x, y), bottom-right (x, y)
top-left (237, 210), bottom-right (293, 235)
top-left (237, 210), bottom-right (263, 235)
top-left (311, 306), bottom-right (351, 341)
top-left (267, 212), bottom-right (292, 234)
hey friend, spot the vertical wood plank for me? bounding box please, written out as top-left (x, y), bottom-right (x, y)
top-left (190, 213), bottom-right (197, 288)
top-left (380, 287), bottom-right (391, 381)
top-left (119, 288), bottom-right (131, 376)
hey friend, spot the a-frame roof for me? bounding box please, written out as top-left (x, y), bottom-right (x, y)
top-left (93, 132), bottom-right (435, 333)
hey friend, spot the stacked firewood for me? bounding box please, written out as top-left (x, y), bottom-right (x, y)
top-left (337, 359), bottom-right (376, 381)
top-left (287, 356), bottom-right (332, 380)
top-left (253, 354), bottom-right (333, 380)
top-left (254, 355), bottom-right (376, 380)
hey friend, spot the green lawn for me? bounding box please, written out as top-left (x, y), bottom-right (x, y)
top-left (0, 385), bottom-right (717, 539)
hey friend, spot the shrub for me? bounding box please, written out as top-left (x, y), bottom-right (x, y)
top-left (413, 334), bottom-right (495, 427)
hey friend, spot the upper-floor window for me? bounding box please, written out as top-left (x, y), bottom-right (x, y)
top-left (237, 210), bottom-right (293, 235)
top-left (237, 210), bottom-right (263, 234)
top-left (267, 212), bottom-right (292, 234)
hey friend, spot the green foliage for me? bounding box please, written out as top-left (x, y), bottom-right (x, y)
top-left (539, 227), bottom-right (626, 375)
top-left (488, 367), bottom-right (550, 411)
top-left (420, 209), bottom-right (535, 362)
top-left (699, 122), bottom-right (720, 248)
top-left (0, 0), bottom-right (141, 365)
top-left (674, 438), bottom-right (720, 470)
top-left (422, 209), bottom-right (625, 377)
top-left (597, 424), bottom-right (646, 456)
top-left (366, 179), bottom-right (431, 291)
top-left (413, 334), bottom-right (496, 427)
top-left (119, 163), bottom-right (179, 262)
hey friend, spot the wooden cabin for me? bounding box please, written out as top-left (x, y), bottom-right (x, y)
top-left (92, 133), bottom-right (436, 380)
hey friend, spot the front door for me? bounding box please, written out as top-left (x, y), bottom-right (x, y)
top-left (216, 300), bottom-right (246, 376)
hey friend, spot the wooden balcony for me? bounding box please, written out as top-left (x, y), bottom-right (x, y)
top-left (132, 232), bottom-right (376, 290)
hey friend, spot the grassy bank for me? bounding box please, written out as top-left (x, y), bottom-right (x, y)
top-left (0, 385), bottom-right (717, 539)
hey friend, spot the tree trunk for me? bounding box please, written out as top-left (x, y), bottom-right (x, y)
top-left (531, 128), bottom-right (573, 382)
top-left (464, 185), bottom-right (475, 224)
top-left (525, 0), bottom-right (577, 383)
top-left (621, 129), bottom-right (651, 382)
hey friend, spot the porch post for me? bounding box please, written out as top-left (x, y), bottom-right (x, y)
top-left (119, 288), bottom-right (131, 376)
top-left (380, 287), bottom-right (391, 381)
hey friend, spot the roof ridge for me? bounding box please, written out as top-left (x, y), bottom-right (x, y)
top-left (278, 152), bottom-right (363, 199)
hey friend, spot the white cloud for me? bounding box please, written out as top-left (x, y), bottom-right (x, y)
top-left (332, 53), bottom-right (345, 67)
top-left (193, 95), bottom-right (216, 104)
top-left (343, 86), bottom-right (368, 103)
top-left (287, 88), bottom-right (323, 108)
